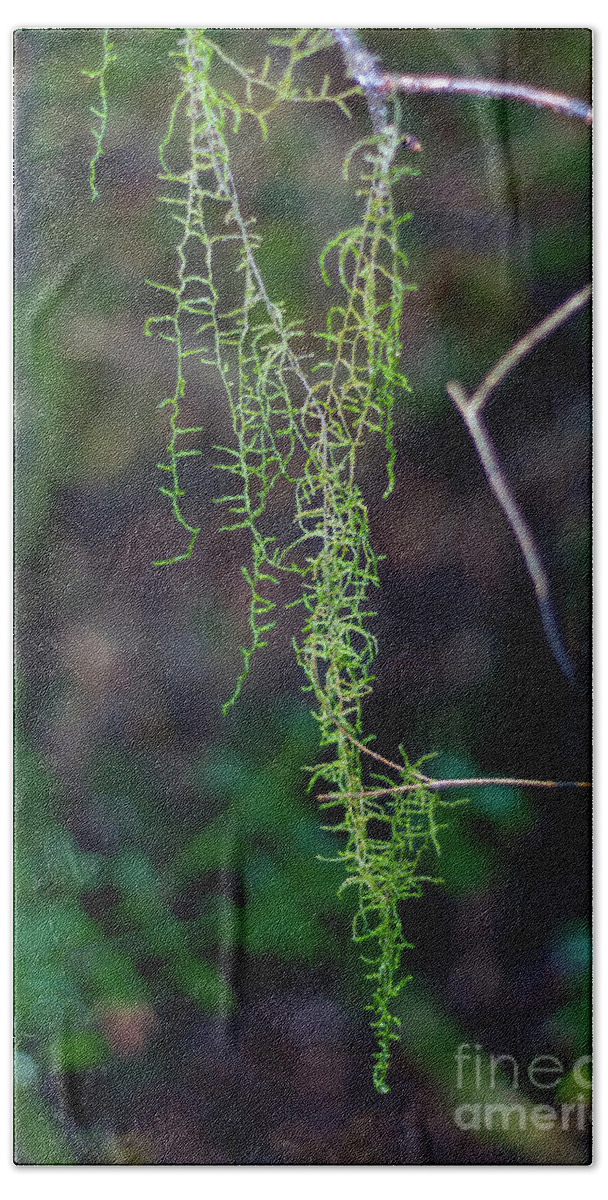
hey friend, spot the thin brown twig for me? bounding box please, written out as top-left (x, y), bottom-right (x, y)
top-left (309, 653), bottom-right (433, 779)
top-left (331, 29), bottom-right (592, 127)
top-left (462, 286), bottom-right (592, 418)
top-left (380, 73), bottom-right (592, 125)
top-left (331, 26), bottom-right (389, 133)
top-left (447, 285), bottom-right (591, 682)
top-left (318, 776), bottom-right (591, 802)
top-left (331, 722), bottom-right (405, 776)
top-left (310, 644), bottom-right (590, 803)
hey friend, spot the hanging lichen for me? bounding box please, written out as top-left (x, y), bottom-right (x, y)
top-left (95, 25), bottom-right (456, 1094)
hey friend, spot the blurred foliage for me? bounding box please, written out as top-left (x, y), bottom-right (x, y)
top-left (14, 27), bottom-right (590, 1163)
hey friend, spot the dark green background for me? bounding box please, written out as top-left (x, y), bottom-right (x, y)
top-left (14, 28), bottom-right (591, 1164)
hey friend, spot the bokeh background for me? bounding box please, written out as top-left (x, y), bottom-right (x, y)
top-left (14, 28), bottom-right (591, 1165)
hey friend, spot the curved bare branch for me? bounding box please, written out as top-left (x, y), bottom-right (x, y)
top-left (381, 72), bottom-right (591, 125)
top-left (332, 28), bottom-right (592, 126)
top-left (318, 776), bottom-right (591, 802)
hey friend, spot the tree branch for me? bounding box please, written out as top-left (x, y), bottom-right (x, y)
top-left (446, 285), bottom-right (591, 683)
top-left (331, 26), bottom-right (389, 133)
top-left (380, 73), bottom-right (592, 125)
top-left (331, 29), bottom-right (592, 127)
top-left (460, 286), bottom-right (592, 418)
top-left (309, 652), bottom-right (433, 781)
top-left (318, 776), bottom-right (591, 802)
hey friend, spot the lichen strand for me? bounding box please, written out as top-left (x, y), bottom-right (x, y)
top-left (146, 27), bottom-right (446, 1093)
top-left (82, 28), bottom-right (116, 201)
top-left (318, 743), bottom-right (453, 1090)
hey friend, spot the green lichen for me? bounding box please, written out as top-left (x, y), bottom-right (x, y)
top-left (140, 26), bottom-right (446, 1093)
top-left (82, 28), bottom-right (116, 201)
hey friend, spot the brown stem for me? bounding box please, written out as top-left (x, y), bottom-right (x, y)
top-left (456, 285), bottom-right (592, 418)
top-left (381, 73), bottom-right (592, 125)
top-left (330, 723), bottom-right (405, 776)
top-left (318, 777), bottom-right (591, 802)
top-left (331, 29), bottom-right (592, 128)
top-left (447, 286), bottom-right (591, 682)
top-left (331, 26), bottom-right (389, 133)
top-left (309, 652), bottom-right (426, 778)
